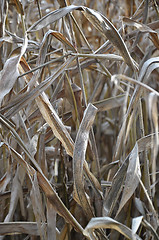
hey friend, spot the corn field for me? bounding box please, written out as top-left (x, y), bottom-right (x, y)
top-left (0, 0), bottom-right (159, 239)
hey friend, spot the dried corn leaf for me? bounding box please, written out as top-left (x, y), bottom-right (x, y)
top-left (112, 74), bottom-right (159, 96)
top-left (117, 143), bottom-right (141, 215)
top-left (30, 172), bottom-right (47, 240)
top-left (27, 5), bottom-right (81, 33)
top-left (73, 103), bottom-right (98, 220)
top-left (1, 54), bottom-right (102, 208)
top-left (47, 199), bottom-right (57, 240)
top-left (103, 154), bottom-right (129, 217)
top-left (0, 222), bottom-right (43, 236)
top-left (37, 172), bottom-right (84, 233)
top-left (132, 216), bottom-right (143, 234)
top-left (148, 93), bottom-right (158, 195)
top-left (0, 171), bottom-right (11, 193)
top-left (123, 17), bottom-right (159, 49)
top-left (27, 5), bottom-right (138, 70)
top-left (19, 51), bottom-right (101, 201)
top-left (142, 219), bottom-right (159, 239)
top-left (3, 165), bottom-right (25, 222)
top-left (83, 217), bottom-right (141, 240)
top-left (3, 55), bottom-right (75, 118)
top-left (5, 144), bottom-right (84, 234)
top-left (123, 17), bottom-right (157, 33)
top-left (50, 30), bottom-right (76, 51)
top-left (71, 53), bottom-right (124, 61)
top-left (94, 94), bottom-right (126, 112)
top-left (0, 33), bottom-right (27, 105)
top-left (114, 57), bottom-right (159, 160)
top-left (81, 7), bottom-right (138, 71)
top-left (36, 93), bottom-right (74, 157)
top-left (1, 2), bottom-right (159, 239)
top-left (103, 133), bottom-right (158, 217)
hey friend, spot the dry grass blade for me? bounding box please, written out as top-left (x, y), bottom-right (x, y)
top-left (2, 55), bottom-right (75, 118)
top-left (94, 94), bottom-right (127, 112)
top-left (81, 7), bottom-right (138, 71)
top-left (47, 200), bottom-right (57, 240)
top-left (83, 217), bottom-right (141, 240)
top-left (30, 172), bottom-right (47, 239)
top-left (112, 74), bottom-right (159, 96)
top-left (117, 143), bottom-right (141, 215)
top-left (103, 133), bottom-right (159, 217)
top-left (114, 57), bottom-right (159, 160)
top-left (49, 30), bottom-right (76, 51)
top-left (132, 216), bottom-right (143, 234)
top-left (4, 143), bottom-right (84, 234)
top-left (27, 4), bottom-right (138, 70)
top-left (123, 17), bottom-right (159, 49)
top-left (103, 154), bottom-right (129, 217)
top-left (2, 165), bottom-right (25, 223)
top-left (27, 5), bottom-right (82, 32)
top-left (0, 1), bottom-right (159, 239)
top-left (37, 172), bottom-right (84, 234)
top-left (0, 33), bottom-right (27, 105)
top-left (0, 115), bottom-right (84, 234)
top-left (0, 222), bottom-right (43, 236)
top-left (73, 103), bottom-right (98, 220)
top-left (137, 132), bottom-right (159, 152)
top-left (36, 93), bottom-right (74, 157)
top-left (71, 53), bottom-right (124, 62)
top-left (142, 219), bottom-right (159, 240)
top-left (148, 93), bottom-right (158, 196)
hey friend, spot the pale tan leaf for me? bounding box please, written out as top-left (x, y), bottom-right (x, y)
top-left (0, 221), bottom-right (60, 237)
top-left (148, 92), bottom-right (158, 196)
top-left (0, 222), bottom-right (43, 236)
top-left (122, 17), bottom-right (157, 33)
top-left (103, 133), bottom-right (158, 217)
top-left (0, 33), bottom-right (27, 105)
top-left (50, 30), bottom-right (76, 51)
top-left (94, 94), bottom-right (127, 112)
top-left (4, 166), bottom-right (25, 222)
top-left (71, 53), bottom-right (124, 61)
top-left (5, 144), bottom-right (84, 234)
top-left (122, 17), bottom-right (159, 49)
top-left (0, 172), bottom-right (11, 193)
top-left (114, 57), bottom-right (159, 161)
top-left (27, 5), bottom-right (138, 70)
top-left (36, 93), bottom-right (74, 157)
top-left (83, 217), bottom-right (141, 240)
top-left (81, 7), bottom-right (138, 70)
top-left (27, 5), bottom-right (81, 32)
top-left (132, 216), bottom-right (143, 234)
top-left (142, 219), bottom-right (159, 239)
top-left (112, 74), bottom-right (159, 97)
top-left (47, 199), bottom-right (56, 240)
top-left (117, 143), bottom-right (141, 215)
top-left (30, 172), bottom-right (47, 240)
top-left (73, 103), bottom-right (98, 220)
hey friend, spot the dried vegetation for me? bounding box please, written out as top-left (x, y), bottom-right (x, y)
top-left (0, 0), bottom-right (159, 239)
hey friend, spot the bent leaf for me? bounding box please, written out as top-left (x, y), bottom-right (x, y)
top-left (5, 144), bottom-right (84, 234)
top-left (27, 5), bottom-right (82, 32)
top-left (27, 5), bottom-right (138, 70)
top-left (73, 103), bottom-right (98, 220)
top-left (81, 7), bottom-right (138, 70)
top-left (103, 133), bottom-right (158, 217)
top-left (117, 143), bottom-right (141, 215)
top-left (0, 33), bottom-right (28, 105)
top-left (83, 217), bottom-right (141, 240)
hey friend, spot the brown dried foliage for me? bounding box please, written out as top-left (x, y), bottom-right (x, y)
top-left (0, 0), bottom-right (159, 239)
